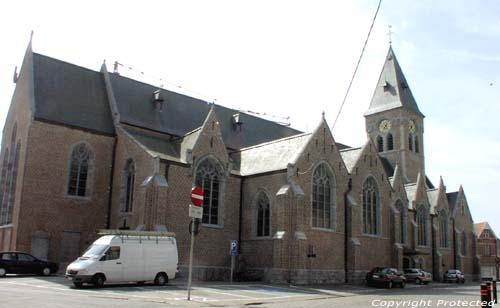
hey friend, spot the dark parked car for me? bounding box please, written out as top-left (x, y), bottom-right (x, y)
top-left (443, 269), bottom-right (465, 283)
top-left (366, 267), bottom-right (406, 288)
top-left (403, 268), bottom-right (432, 284)
top-left (0, 252), bottom-right (58, 277)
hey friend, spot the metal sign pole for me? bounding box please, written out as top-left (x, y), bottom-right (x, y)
top-left (230, 255), bottom-right (234, 285)
top-left (187, 217), bottom-right (195, 301)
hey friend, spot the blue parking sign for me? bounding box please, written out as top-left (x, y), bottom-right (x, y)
top-left (230, 240), bottom-right (238, 256)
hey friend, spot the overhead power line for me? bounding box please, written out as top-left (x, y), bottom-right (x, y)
top-left (332, 0), bottom-right (383, 129)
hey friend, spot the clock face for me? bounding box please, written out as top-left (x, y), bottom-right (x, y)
top-left (379, 120), bottom-right (391, 133)
top-left (409, 120), bottom-right (416, 133)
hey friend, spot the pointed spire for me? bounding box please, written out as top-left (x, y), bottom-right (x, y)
top-left (365, 47), bottom-right (424, 117)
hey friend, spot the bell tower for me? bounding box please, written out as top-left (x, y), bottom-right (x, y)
top-left (364, 47), bottom-right (425, 183)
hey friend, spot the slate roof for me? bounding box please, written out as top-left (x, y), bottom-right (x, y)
top-left (122, 126), bottom-right (182, 163)
top-left (365, 47), bottom-right (424, 117)
top-left (33, 53), bottom-right (115, 134)
top-left (340, 147), bottom-right (363, 173)
top-left (30, 51), bottom-right (303, 150)
top-left (107, 73), bottom-right (302, 150)
top-left (404, 183), bottom-right (417, 209)
top-left (446, 191), bottom-right (459, 213)
top-left (427, 188), bottom-right (439, 214)
top-left (230, 133), bottom-right (312, 176)
top-left (474, 222), bottom-right (496, 237)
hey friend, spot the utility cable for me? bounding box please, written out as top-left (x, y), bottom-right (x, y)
top-left (332, 0), bottom-right (383, 128)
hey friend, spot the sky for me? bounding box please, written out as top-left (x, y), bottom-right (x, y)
top-left (1, 1), bottom-right (499, 232)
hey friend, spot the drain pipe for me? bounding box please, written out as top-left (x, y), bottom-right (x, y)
top-left (106, 137), bottom-right (117, 228)
top-left (344, 178), bottom-right (352, 283)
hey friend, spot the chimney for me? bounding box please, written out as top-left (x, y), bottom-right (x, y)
top-left (153, 89), bottom-right (164, 112)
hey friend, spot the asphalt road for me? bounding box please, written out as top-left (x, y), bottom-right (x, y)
top-left (0, 275), bottom-right (490, 308)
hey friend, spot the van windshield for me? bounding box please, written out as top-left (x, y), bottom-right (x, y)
top-left (82, 244), bottom-right (108, 257)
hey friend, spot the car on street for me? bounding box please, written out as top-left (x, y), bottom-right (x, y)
top-left (366, 267), bottom-right (406, 288)
top-left (0, 251), bottom-right (59, 277)
top-left (443, 269), bottom-right (465, 283)
top-left (403, 268), bottom-right (432, 284)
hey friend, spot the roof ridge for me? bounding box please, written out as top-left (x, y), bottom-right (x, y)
top-left (34, 52), bottom-right (101, 75)
top-left (237, 132), bottom-right (311, 152)
top-left (340, 146), bottom-right (362, 153)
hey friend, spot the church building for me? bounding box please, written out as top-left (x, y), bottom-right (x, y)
top-left (0, 38), bottom-right (479, 283)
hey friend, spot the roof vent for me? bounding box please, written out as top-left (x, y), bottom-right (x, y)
top-left (152, 89), bottom-right (164, 112)
top-left (232, 113), bottom-right (243, 131)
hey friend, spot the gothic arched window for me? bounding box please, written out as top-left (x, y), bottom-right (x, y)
top-left (417, 205), bottom-right (428, 246)
top-left (408, 134), bottom-right (414, 152)
top-left (461, 231), bottom-right (467, 256)
top-left (439, 210), bottom-right (449, 248)
top-left (414, 135), bottom-right (420, 153)
top-left (67, 143), bottom-right (93, 197)
top-left (121, 159), bottom-right (135, 212)
top-left (0, 148), bottom-right (9, 225)
top-left (256, 191), bottom-right (270, 237)
top-left (5, 142), bottom-right (20, 224)
top-left (195, 158), bottom-right (223, 225)
top-left (395, 200), bottom-right (406, 244)
top-left (377, 136), bottom-right (384, 152)
top-left (387, 133), bottom-right (394, 151)
top-left (362, 177), bottom-right (380, 235)
top-left (312, 163), bottom-right (335, 229)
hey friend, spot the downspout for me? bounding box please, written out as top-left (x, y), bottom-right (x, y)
top-left (344, 178), bottom-right (352, 283)
top-left (452, 218), bottom-right (457, 269)
top-left (431, 215), bottom-right (436, 280)
top-left (106, 137), bottom-right (117, 228)
top-left (238, 176), bottom-right (244, 253)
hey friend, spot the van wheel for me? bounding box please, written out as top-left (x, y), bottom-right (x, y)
top-left (415, 278), bottom-right (422, 285)
top-left (0, 268), bottom-right (6, 277)
top-left (154, 273), bottom-right (168, 286)
top-left (400, 281), bottom-right (406, 288)
top-left (93, 274), bottom-right (105, 288)
top-left (73, 282), bottom-right (83, 288)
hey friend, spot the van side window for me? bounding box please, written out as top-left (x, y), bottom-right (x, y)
top-left (104, 246), bottom-right (120, 260)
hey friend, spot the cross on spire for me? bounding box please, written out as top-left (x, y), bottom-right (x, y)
top-left (387, 25), bottom-right (393, 45)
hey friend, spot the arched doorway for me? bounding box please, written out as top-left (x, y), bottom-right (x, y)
top-left (403, 257), bottom-right (412, 269)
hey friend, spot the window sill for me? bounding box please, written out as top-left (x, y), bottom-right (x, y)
top-left (251, 236), bottom-right (272, 241)
top-left (202, 223), bottom-right (224, 229)
top-left (0, 224), bottom-right (14, 229)
top-left (311, 227), bottom-right (336, 233)
top-left (362, 233), bottom-right (382, 239)
top-left (65, 194), bottom-right (91, 201)
top-left (119, 212), bottom-right (134, 217)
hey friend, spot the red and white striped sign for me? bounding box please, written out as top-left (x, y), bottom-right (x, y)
top-left (190, 186), bottom-right (203, 207)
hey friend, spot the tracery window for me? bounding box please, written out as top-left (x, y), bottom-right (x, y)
top-left (439, 210), bottom-right (449, 248)
top-left (67, 143), bottom-right (93, 197)
top-left (461, 231), bottom-right (467, 256)
top-left (362, 177), bottom-right (380, 235)
top-left (256, 192), bottom-right (270, 237)
top-left (312, 164), bottom-right (335, 229)
top-left (121, 159), bottom-right (135, 212)
top-left (195, 158), bottom-right (223, 225)
top-left (417, 205), bottom-right (428, 246)
top-left (395, 200), bottom-right (406, 244)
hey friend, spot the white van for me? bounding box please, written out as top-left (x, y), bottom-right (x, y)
top-left (65, 230), bottom-right (178, 288)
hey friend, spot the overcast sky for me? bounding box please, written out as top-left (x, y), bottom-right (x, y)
top-left (1, 1), bottom-right (499, 233)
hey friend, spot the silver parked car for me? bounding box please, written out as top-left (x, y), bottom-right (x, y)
top-left (403, 268), bottom-right (432, 284)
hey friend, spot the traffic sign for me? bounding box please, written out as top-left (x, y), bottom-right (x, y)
top-left (230, 240), bottom-right (238, 256)
top-left (190, 186), bottom-right (203, 207)
top-left (189, 204), bottom-right (203, 219)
